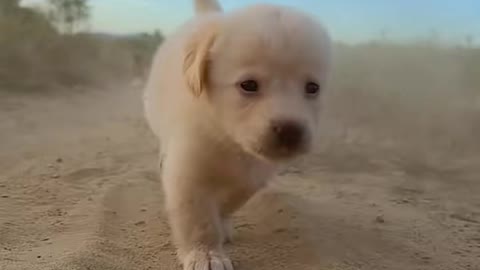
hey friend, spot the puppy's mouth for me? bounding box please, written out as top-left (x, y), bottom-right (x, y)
top-left (247, 137), bottom-right (311, 163)
top-left (256, 144), bottom-right (309, 162)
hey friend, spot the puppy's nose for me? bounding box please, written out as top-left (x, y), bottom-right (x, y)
top-left (271, 120), bottom-right (305, 150)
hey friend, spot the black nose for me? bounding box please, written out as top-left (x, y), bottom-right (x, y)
top-left (271, 121), bottom-right (305, 150)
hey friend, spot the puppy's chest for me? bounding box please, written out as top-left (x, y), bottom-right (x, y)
top-left (212, 158), bottom-right (274, 214)
top-left (212, 155), bottom-right (272, 187)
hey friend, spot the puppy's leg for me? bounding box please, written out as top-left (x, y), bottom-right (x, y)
top-left (166, 188), bottom-right (234, 270)
top-left (158, 151), bottom-right (165, 170)
top-left (221, 217), bottom-right (233, 244)
top-left (163, 160), bottom-right (234, 270)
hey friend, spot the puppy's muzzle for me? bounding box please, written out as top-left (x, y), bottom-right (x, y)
top-left (272, 121), bottom-right (304, 150)
top-left (261, 120), bottom-right (310, 160)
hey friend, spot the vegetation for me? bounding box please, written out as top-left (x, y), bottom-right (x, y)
top-left (0, 0), bottom-right (163, 90)
top-left (47, 0), bottom-right (90, 34)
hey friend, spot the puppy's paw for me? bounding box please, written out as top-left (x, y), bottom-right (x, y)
top-left (183, 250), bottom-right (234, 270)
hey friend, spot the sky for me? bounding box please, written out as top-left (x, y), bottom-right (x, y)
top-left (22, 0), bottom-right (480, 44)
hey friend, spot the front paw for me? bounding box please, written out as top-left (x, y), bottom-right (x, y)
top-left (183, 249), bottom-right (234, 270)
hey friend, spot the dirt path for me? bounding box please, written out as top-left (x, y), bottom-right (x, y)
top-left (0, 86), bottom-right (479, 270)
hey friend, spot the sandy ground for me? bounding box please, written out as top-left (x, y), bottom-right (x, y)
top-left (0, 86), bottom-right (479, 270)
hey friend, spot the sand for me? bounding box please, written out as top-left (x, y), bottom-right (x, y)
top-left (0, 85), bottom-right (479, 270)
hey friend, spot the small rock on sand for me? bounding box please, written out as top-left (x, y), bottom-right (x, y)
top-left (375, 215), bottom-right (386, 223)
top-left (135, 221), bottom-right (146, 226)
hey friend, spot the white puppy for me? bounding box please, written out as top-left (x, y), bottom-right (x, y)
top-left (143, 0), bottom-right (332, 269)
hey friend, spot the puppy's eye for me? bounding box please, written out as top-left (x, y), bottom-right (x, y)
top-left (305, 82), bottom-right (320, 96)
top-left (239, 80), bottom-right (259, 93)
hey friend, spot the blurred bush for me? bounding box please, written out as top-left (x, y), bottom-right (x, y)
top-left (0, 0), bottom-right (163, 90)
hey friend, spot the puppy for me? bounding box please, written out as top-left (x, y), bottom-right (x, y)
top-left (143, 0), bottom-right (332, 269)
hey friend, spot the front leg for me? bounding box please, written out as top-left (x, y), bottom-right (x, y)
top-left (162, 160), bottom-right (234, 269)
top-left (221, 217), bottom-right (234, 244)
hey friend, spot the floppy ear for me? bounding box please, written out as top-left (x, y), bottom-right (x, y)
top-left (183, 22), bottom-right (219, 97)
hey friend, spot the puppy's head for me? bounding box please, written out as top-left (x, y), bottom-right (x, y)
top-left (183, 5), bottom-right (332, 162)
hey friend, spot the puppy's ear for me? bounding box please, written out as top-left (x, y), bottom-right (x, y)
top-left (183, 21), bottom-right (219, 97)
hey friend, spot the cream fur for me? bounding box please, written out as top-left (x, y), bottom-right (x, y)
top-left (143, 1), bottom-right (331, 269)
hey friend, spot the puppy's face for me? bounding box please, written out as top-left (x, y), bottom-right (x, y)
top-left (184, 5), bottom-right (332, 162)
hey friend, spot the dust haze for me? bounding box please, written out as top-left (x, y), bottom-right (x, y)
top-left (1, 1), bottom-right (479, 270)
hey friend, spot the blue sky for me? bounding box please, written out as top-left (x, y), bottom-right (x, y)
top-left (23, 0), bottom-right (480, 44)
